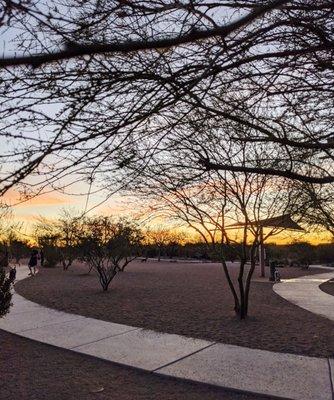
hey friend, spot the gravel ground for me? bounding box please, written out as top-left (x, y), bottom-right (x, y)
top-left (15, 261), bottom-right (334, 357)
top-left (320, 278), bottom-right (334, 296)
top-left (0, 329), bottom-right (278, 400)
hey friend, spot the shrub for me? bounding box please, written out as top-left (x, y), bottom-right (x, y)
top-left (0, 269), bottom-right (14, 318)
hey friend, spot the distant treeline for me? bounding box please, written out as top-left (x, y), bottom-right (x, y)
top-left (1, 237), bottom-right (333, 268)
top-left (142, 242), bottom-right (334, 265)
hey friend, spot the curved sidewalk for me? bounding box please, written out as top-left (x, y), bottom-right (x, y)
top-left (0, 267), bottom-right (333, 400)
top-left (273, 270), bottom-right (334, 322)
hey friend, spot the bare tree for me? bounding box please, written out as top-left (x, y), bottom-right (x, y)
top-left (6, 233), bottom-right (30, 265)
top-left (0, 204), bottom-right (22, 268)
top-left (79, 216), bottom-right (142, 290)
top-left (33, 210), bottom-right (83, 269)
top-left (295, 183), bottom-right (334, 238)
top-left (134, 147), bottom-right (301, 318)
top-left (34, 217), bottom-right (62, 267)
top-left (145, 226), bottom-right (177, 261)
top-left (0, 1), bottom-right (291, 67)
top-left (0, 1), bottom-right (333, 200)
top-left (56, 209), bottom-right (83, 270)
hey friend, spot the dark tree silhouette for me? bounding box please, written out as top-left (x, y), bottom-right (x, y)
top-left (0, 1), bottom-right (333, 200)
top-left (79, 216), bottom-right (142, 290)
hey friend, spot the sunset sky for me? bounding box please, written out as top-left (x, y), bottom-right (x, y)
top-left (4, 188), bottom-right (132, 236)
top-left (4, 188), bottom-right (332, 245)
top-left (1, 17), bottom-right (332, 246)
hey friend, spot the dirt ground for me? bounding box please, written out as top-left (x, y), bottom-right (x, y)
top-left (15, 261), bottom-right (334, 358)
top-left (0, 329), bottom-right (277, 400)
top-left (320, 278), bottom-right (334, 296)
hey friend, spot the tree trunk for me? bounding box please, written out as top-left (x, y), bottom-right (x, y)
top-left (119, 259), bottom-right (129, 272)
top-left (98, 268), bottom-right (117, 291)
top-left (239, 298), bottom-right (247, 319)
top-left (244, 244), bottom-right (257, 316)
top-left (237, 258), bottom-right (247, 319)
top-left (99, 274), bottom-right (110, 291)
top-left (220, 257), bottom-right (240, 314)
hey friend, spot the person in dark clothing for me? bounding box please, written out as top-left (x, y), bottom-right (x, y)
top-left (9, 266), bottom-right (17, 284)
top-left (40, 249), bottom-right (45, 267)
top-left (28, 250), bottom-right (38, 276)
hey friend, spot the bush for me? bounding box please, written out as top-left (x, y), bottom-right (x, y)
top-left (37, 234), bottom-right (62, 268)
top-left (43, 248), bottom-right (61, 268)
top-left (79, 216), bottom-right (143, 290)
top-left (0, 269), bottom-right (14, 318)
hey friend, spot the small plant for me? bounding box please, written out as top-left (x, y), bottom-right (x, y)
top-left (0, 269), bottom-right (15, 318)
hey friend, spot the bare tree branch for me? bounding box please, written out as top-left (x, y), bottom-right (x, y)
top-left (199, 159), bottom-right (334, 184)
top-left (0, 0), bottom-right (290, 68)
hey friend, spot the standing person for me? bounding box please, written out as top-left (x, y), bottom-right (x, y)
top-left (9, 265), bottom-right (17, 285)
top-left (40, 249), bottom-right (45, 267)
top-left (28, 250), bottom-right (38, 276)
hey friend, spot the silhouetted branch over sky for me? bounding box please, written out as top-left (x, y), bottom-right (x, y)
top-left (0, 0), bottom-right (289, 67)
top-left (0, 0), bottom-right (333, 198)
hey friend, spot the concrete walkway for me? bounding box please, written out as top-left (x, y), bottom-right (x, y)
top-left (1, 267), bottom-right (333, 400)
top-left (273, 270), bottom-right (334, 322)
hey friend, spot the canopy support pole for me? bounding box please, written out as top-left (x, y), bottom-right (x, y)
top-left (259, 226), bottom-right (265, 277)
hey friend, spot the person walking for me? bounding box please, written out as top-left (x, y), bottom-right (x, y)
top-left (28, 250), bottom-right (38, 276)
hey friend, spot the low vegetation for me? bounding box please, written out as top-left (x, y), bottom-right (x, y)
top-left (0, 269), bottom-right (15, 318)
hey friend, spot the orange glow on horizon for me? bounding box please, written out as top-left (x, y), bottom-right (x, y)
top-left (1, 189), bottom-right (332, 246)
